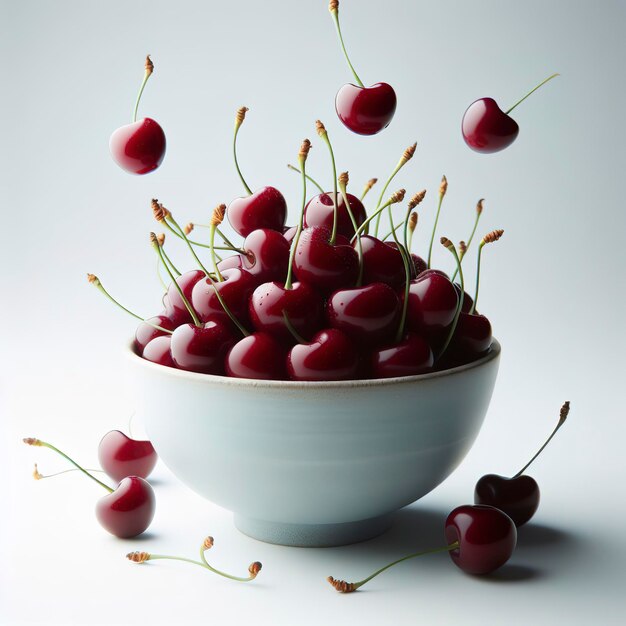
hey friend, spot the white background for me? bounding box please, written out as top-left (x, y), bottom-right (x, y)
top-left (2, 0), bottom-right (625, 624)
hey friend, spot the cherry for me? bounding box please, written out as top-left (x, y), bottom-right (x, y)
top-left (24, 438), bottom-right (155, 538)
top-left (371, 332), bottom-right (433, 378)
top-left (241, 228), bottom-right (291, 284)
top-left (287, 329), bottom-right (359, 381)
top-left (326, 282), bottom-right (400, 347)
top-left (170, 320), bottom-right (236, 375)
top-left (225, 332), bottom-right (287, 380)
top-left (462, 73), bottom-right (559, 153)
top-left (329, 2), bottom-right (396, 135)
top-left (217, 254), bottom-right (243, 272)
top-left (110, 56), bottom-right (166, 174)
top-left (163, 270), bottom-right (205, 324)
top-left (475, 401), bottom-right (570, 527)
top-left (304, 192), bottom-right (366, 239)
top-left (98, 430), bottom-right (158, 483)
top-left (142, 335), bottom-right (175, 367)
top-left (444, 505), bottom-right (517, 575)
top-left (360, 235), bottom-right (406, 288)
top-left (134, 314), bottom-right (176, 353)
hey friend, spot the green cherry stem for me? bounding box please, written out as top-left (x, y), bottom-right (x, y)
top-left (132, 55), bottom-right (154, 123)
top-left (23, 438), bottom-right (113, 493)
top-left (328, 541), bottom-right (460, 593)
top-left (287, 164), bottom-right (325, 194)
top-left (451, 199), bottom-right (483, 282)
top-left (470, 229), bottom-right (504, 315)
top-left (329, 0), bottom-right (364, 87)
top-left (233, 107), bottom-right (253, 195)
top-left (33, 464), bottom-right (106, 480)
top-left (316, 120), bottom-right (339, 244)
top-left (380, 222), bottom-right (404, 242)
top-left (505, 73), bottom-right (560, 115)
top-left (360, 178), bottom-right (378, 202)
top-left (208, 204), bottom-right (226, 281)
top-left (181, 223), bottom-right (240, 252)
top-left (87, 274), bottom-right (173, 334)
top-left (154, 233), bottom-right (181, 276)
top-left (373, 143), bottom-right (417, 237)
top-left (282, 311), bottom-right (307, 344)
top-left (352, 189), bottom-right (406, 242)
top-left (513, 401), bottom-right (570, 478)
top-left (285, 139), bottom-right (312, 290)
top-left (338, 172), bottom-right (363, 286)
top-left (427, 175), bottom-right (448, 269)
top-left (391, 206), bottom-right (412, 343)
top-left (436, 238), bottom-right (464, 361)
top-left (150, 233), bottom-right (201, 326)
top-left (160, 209), bottom-right (212, 278)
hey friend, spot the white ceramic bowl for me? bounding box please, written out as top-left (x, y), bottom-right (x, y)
top-left (128, 340), bottom-right (500, 547)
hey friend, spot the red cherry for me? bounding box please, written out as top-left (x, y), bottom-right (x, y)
top-left (225, 332), bottom-right (287, 380)
top-left (142, 335), bottom-right (175, 367)
top-left (217, 254), bottom-right (243, 272)
top-left (242, 228), bottom-right (291, 284)
top-left (98, 430), bottom-right (158, 483)
top-left (444, 504), bottom-right (517, 575)
top-left (95, 476), bottom-right (156, 538)
top-left (371, 332), bottom-right (433, 379)
top-left (163, 270), bottom-right (205, 323)
top-left (474, 475), bottom-right (539, 528)
top-left (287, 329), bottom-right (359, 381)
top-left (134, 314), bottom-right (176, 352)
top-left (326, 282), bottom-right (400, 347)
top-left (227, 186), bottom-right (287, 237)
top-left (249, 281), bottom-right (324, 345)
top-left (304, 192), bottom-right (366, 239)
top-left (335, 83), bottom-right (397, 135)
top-left (170, 320), bottom-right (236, 374)
top-left (359, 235), bottom-right (406, 288)
top-left (110, 118), bottom-right (166, 174)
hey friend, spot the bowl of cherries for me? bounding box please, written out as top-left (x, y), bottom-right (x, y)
top-left (95, 105), bottom-right (509, 547)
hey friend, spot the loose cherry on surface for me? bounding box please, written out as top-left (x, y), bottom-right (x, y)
top-left (142, 335), bottom-right (175, 367)
top-left (110, 56), bottom-right (166, 174)
top-left (23, 438), bottom-right (155, 539)
top-left (304, 191), bottom-right (366, 239)
top-left (98, 430), bottom-right (158, 483)
top-left (225, 332), bottom-right (287, 380)
top-left (327, 504), bottom-right (516, 593)
top-left (475, 401), bottom-right (570, 527)
top-left (462, 73), bottom-right (559, 154)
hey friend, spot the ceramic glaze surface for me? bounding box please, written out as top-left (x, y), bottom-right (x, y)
top-left (129, 341), bottom-right (500, 546)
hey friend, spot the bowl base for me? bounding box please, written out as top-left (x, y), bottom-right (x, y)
top-left (233, 513), bottom-right (394, 547)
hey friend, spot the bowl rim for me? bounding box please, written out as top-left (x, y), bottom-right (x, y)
top-left (128, 338), bottom-right (500, 389)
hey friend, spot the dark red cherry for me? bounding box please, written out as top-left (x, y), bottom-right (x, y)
top-left (335, 83), bottom-right (397, 135)
top-left (474, 474), bottom-right (539, 528)
top-left (227, 186), bottom-right (287, 237)
top-left (225, 332), bottom-right (287, 380)
top-left (360, 235), bottom-right (406, 288)
top-left (287, 329), bottom-right (359, 381)
top-left (326, 282), bottom-right (400, 347)
top-left (411, 254), bottom-right (428, 277)
top-left (98, 431), bottom-right (158, 483)
top-left (142, 335), bottom-right (174, 367)
top-left (461, 98), bottom-right (519, 154)
top-left (134, 314), bottom-right (176, 353)
top-left (454, 283), bottom-right (474, 313)
top-left (304, 192), bottom-right (366, 239)
top-left (242, 228), bottom-right (291, 284)
top-left (249, 281), bottom-right (324, 345)
top-left (371, 333), bottom-right (433, 379)
top-left (109, 118), bottom-right (166, 174)
top-left (191, 268), bottom-right (257, 326)
top-left (454, 312), bottom-right (492, 355)
top-left (163, 270), bottom-right (205, 323)
top-left (293, 226), bottom-right (359, 293)
top-left (95, 476), bottom-right (156, 538)
top-left (170, 320), bottom-right (236, 375)
top-left (444, 504), bottom-right (517, 575)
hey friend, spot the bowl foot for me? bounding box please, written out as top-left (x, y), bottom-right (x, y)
top-left (233, 513), bottom-right (394, 547)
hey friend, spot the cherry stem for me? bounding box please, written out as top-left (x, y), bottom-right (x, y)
top-left (132, 56), bottom-right (153, 123)
top-left (199, 544), bottom-right (259, 582)
top-left (151, 235), bottom-right (202, 326)
top-left (162, 221), bottom-right (244, 253)
top-left (451, 203), bottom-right (482, 282)
top-left (381, 222), bottom-right (403, 242)
top-left (513, 401), bottom-right (570, 477)
top-left (156, 257), bottom-right (168, 291)
top-left (160, 244), bottom-right (182, 276)
top-left (209, 224), bottom-right (223, 282)
top-left (33, 464), bottom-right (106, 480)
top-left (330, 5), bottom-right (364, 87)
top-left (338, 177), bottom-right (363, 286)
top-left (360, 178), bottom-right (377, 202)
top-left (470, 241), bottom-right (485, 315)
top-left (436, 240), bottom-right (464, 361)
top-left (23, 438), bottom-right (113, 493)
top-left (389, 206), bottom-right (412, 343)
top-left (166, 215), bottom-right (212, 277)
top-left (88, 275), bottom-right (173, 334)
top-left (352, 196), bottom-right (398, 242)
top-left (505, 73), bottom-right (559, 115)
top-left (329, 541), bottom-right (459, 593)
top-left (233, 110), bottom-right (253, 196)
top-left (282, 311), bottom-right (307, 344)
top-left (317, 123), bottom-right (339, 244)
top-left (285, 147), bottom-right (309, 290)
top-left (427, 178), bottom-right (447, 269)
top-left (287, 164), bottom-right (325, 194)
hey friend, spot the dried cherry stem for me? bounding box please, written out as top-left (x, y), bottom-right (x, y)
top-left (33, 464), bottom-right (105, 480)
top-left (373, 143), bottom-right (417, 237)
top-left (133, 55), bottom-right (154, 123)
top-left (316, 120), bottom-right (339, 244)
top-left (451, 199), bottom-right (483, 282)
top-left (427, 175), bottom-right (448, 268)
top-left (470, 229), bottom-right (504, 314)
top-left (327, 541), bottom-right (459, 593)
top-left (352, 189), bottom-right (406, 241)
top-left (287, 164), bottom-right (325, 194)
top-left (329, 0), bottom-right (364, 87)
top-left (436, 238), bottom-right (465, 361)
top-left (285, 139), bottom-right (312, 290)
top-left (513, 401), bottom-right (570, 478)
top-left (150, 233), bottom-right (201, 326)
top-left (233, 107), bottom-right (253, 195)
top-left (87, 274), bottom-right (173, 334)
top-left (23, 438), bottom-right (113, 493)
top-left (338, 172), bottom-right (363, 286)
top-left (505, 73), bottom-right (560, 115)
top-left (360, 178), bottom-right (378, 202)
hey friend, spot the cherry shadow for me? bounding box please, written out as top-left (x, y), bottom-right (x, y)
top-left (515, 523), bottom-right (575, 550)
